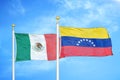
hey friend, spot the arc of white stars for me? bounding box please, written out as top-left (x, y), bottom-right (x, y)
top-left (76, 39), bottom-right (96, 47)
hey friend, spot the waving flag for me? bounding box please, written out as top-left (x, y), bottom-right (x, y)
top-left (15, 33), bottom-right (63, 61)
top-left (60, 26), bottom-right (112, 57)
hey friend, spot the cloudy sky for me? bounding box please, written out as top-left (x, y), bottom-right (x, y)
top-left (0, 0), bottom-right (120, 80)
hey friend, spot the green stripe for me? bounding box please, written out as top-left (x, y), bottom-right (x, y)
top-left (15, 33), bottom-right (31, 61)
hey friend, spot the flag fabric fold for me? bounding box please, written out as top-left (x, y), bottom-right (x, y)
top-left (60, 26), bottom-right (112, 57)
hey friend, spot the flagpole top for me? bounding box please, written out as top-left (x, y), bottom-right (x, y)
top-left (12, 24), bottom-right (16, 27)
top-left (56, 16), bottom-right (60, 20)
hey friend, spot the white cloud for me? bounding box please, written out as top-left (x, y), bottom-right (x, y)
top-left (53, 0), bottom-right (120, 33)
top-left (63, 0), bottom-right (82, 10)
top-left (25, 0), bottom-right (119, 35)
top-left (84, 1), bottom-right (93, 9)
top-left (115, 0), bottom-right (120, 2)
top-left (9, 0), bottom-right (25, 15)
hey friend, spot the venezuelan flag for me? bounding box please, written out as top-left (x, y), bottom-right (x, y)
top-left (60, 26), bottom-right (112, 57)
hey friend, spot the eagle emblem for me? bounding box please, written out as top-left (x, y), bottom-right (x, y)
top-left (32, 42), bottom-right (44, 52)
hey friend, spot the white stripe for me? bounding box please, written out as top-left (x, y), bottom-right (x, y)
top-left (29, 34), bottom-right (47, 60)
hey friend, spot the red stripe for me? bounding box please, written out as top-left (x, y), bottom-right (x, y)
top-left (44, 34), bottom-right (56, 60)
top-left (44, 34), bottom-right (64, 60)
top-left (61, 46), bottom-right (112, 57)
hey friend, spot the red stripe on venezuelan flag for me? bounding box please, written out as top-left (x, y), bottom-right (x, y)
top-left (61, 46), bottom-right (112, 56)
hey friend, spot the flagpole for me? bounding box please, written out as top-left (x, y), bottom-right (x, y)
top-left (12, 24), bottom-right (15, 80)
top-left (56, 16), bottom-right (60, 80)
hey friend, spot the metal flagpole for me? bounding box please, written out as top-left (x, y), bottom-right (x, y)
top-left (56, 16), bottom-right (60, 80)
top-left (12, 24), bottom-right (15, 80)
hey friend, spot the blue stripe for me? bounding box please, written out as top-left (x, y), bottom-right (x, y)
top-left (61, 36), bottom-right (112, 47)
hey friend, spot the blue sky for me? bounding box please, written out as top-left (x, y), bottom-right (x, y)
top-left (0, 0), bottom-right (120, 80)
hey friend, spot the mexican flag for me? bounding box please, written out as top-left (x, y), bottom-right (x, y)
top-left (15, 33), bottom-right (60, 61)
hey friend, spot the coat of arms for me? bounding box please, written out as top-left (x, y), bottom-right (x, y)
top-left (32, 42), bottom-right (44, 52)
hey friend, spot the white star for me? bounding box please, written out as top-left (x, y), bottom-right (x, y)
top-left (89, 40), bottom-right (91, 42)
top-left (86, 39), bottom-right (88, 41)
top-left (83, 39), bottom-right (85, 41)
top-left (76, 44), bottom-right (79, 46)
top-left (91, 42), bottom-right (94, 44)
top-left (78, 41), bottom-right (81, 43)
top-left (93, 45), bottom-right (96, 47)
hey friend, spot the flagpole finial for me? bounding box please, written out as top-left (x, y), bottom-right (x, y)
top-left (12, 24), bottom-right (16, 27)
top-left (56, 16), bottom-right (60, 20)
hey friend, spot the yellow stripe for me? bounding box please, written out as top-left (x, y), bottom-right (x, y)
top-left (60, 26), bottom-right (110, 39)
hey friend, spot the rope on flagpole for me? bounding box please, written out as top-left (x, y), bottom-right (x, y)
top-left (12, 24), bottom-right (15, 80)
top-left (56, 16), bottom-right (60, 80)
